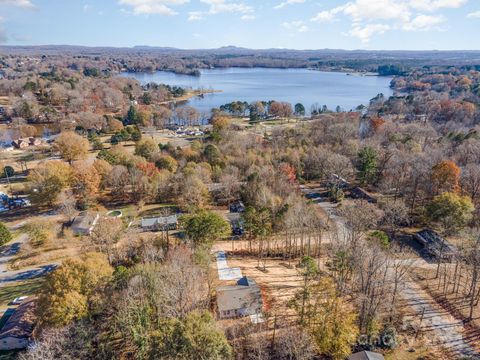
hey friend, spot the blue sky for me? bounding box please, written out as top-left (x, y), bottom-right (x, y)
top-left (0, 0), bottom-right (479, 50)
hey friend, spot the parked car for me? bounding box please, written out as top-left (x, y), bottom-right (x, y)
top-left (231, 220), bottom-right (245, 236)
top-left (229, 201), bottom-right (246, 213)
top-left (11, 296), bottom-right (28, 305)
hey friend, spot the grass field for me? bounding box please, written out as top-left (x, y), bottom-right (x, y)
top-left (0, 278), bottom-right (44, 308)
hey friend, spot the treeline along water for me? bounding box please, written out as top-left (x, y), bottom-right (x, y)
top-left (122, 67), bottom-right (393, 115)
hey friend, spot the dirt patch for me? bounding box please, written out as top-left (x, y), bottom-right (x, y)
top-left (222, 256), bottom-right (310, 326)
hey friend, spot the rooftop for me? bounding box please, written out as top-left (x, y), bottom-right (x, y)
top-left (217, 277), bottom-right (262, 314)
top-left (141, 215), bottom-right (178, 228)
top-left (71, 212), bottom-right (99, 230)
top-left (416, 229), bottom-right (457, 254)
top-left (0, 300), bottom-right (37, 340)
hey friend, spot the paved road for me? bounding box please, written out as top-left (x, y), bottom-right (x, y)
top-left (0, 233), bottom-right (56, 286)
top-left (0, 234), bottom-right (29, 272)
top-left (303, 188), bottom-right (479, 357)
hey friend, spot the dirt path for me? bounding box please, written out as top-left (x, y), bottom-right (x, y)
top-left (309, 191), bottom-right (479, 358)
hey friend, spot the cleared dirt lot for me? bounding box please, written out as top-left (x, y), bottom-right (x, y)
top-left (214, 254), bottom-right (319, 326)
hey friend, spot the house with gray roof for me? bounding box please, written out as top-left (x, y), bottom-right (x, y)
top-left (0, 299), bottom-right (37, 350)
top-left (217, 276), bottom-right (263, 319)
top-left (71, 212), bottom-right (100, 236)
top-left (141, 215), bottom-right (178, 232)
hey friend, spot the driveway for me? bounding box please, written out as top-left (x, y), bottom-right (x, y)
top-left (0, 233), bottom-right (56, 286)
top-left (308, 191), bottom-right (479, 357)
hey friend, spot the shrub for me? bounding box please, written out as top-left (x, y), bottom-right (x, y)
top-left (0, 223), bottom-right (12, 246)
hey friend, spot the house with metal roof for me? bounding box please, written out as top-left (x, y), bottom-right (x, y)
top-left (217, 276), bottom-right (263, 319)
top-left (0, 299), bottom-right (37, 350)
top-left (71, 212), bottom-right (100, 236)
top-left (141, 215), bottom-right (178, 232)
top-left (415, 229), bottom-right (457, 261)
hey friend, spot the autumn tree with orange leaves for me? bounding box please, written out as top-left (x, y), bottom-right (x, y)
top-left (431, 160), bottom-right (461, 196)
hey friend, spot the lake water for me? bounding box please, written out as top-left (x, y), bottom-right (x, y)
top-left (122, 68), bottom-right (393, 115)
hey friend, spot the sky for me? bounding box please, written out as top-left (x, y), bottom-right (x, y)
top-left (0, 0), bottom-right (479, 50)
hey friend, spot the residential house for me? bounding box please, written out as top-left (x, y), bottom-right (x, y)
top-left (217, 276), bottom-right (263, 319)
top-left (415, 229), bottom-right (457, 261)
top-left (141, 215), bottom-right (178, 232)
top-left (71, 212), bottom-right (100, 236)
top-left (348, 351), bottom-right (385, 360)
top-left (0, 299), bottom-right (37, 351)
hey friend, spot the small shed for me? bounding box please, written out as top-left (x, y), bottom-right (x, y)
top-left (217, 276), bottom-right (263, 319)
top-left (0, 299), bottom-right (37, 351)
top-left (141, 215), bottom-right (178, 232)
top-left (71, 212), bottom-right (100, 236)
top-left (349, 351), bottom-right (385, 360)
top-left (415, 229), bottom-right (457, 261)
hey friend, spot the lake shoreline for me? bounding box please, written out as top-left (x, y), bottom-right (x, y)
top-left (121, 66), bottom-right (383, 78)
top-left (161, 89), bottom-right (223, 106)
top-left (121, 68), bottom-right (393, 114)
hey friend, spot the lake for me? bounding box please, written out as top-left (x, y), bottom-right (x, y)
top-left (122, 68), bottom-right (393, 115)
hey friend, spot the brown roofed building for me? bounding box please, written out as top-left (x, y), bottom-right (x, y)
top-left (0, 299), bottom-right (37, 350)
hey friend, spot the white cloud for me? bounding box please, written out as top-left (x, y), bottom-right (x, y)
top-left (188, 11), bottom-right (203, 20)
top-left (283, 20), bottom-right (309, 33)
top-left (467, 10), bottom-right (480, 18)
top-left (342, 0), bottom-right (411, 23)
top-left (274, 0), bottom-right (305, 10)
top-left (348, 23), bottom-right (390, 43)
top-left (403, 14), bottom-right (445, 31)
top-left (310, 0), bottom-right (467, 43)
top-left (408, 0), bottom-right (467, 12)
top-left (83, 4), bottom-right (92, 12)
top-left (0, 0), bottom-right (34, 8)
top-left (190, 0), bottom-right (254, 21)
top-left (200, 0), bottom-right (254, 15)
top-left (118, 0), bottom-right (189, 15)
top-left (311, 5), bottom-right (346, 23)
top-left (311, 11), bottom-right (335, 22)
top-left (241, 14), bottom-right (255, 21)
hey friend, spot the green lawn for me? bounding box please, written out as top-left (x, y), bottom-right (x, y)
top-left (0, 278), bottom-right (44, 309)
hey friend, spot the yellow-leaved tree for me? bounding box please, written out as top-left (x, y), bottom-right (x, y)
top-left (36, 252), bottom-right (113, 327)
top-left (290, 276), bottom-right (358, 360)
